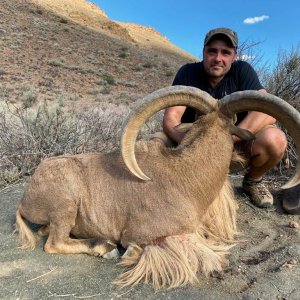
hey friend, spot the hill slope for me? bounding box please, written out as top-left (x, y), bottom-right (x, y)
top-left (0, 0), bottom-right (197, 109)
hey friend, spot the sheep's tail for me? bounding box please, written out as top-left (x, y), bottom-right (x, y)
top-left (15, 207), bottom-right (37, 250)
top-left (114, 232), bottom-right (229, 290)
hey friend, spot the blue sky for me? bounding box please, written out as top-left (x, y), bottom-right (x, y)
top-left (92, 0), bottom-right (299, 65)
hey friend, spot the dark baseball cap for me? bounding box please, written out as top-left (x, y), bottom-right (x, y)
top-left (204, 28), bottom-right (238, 48)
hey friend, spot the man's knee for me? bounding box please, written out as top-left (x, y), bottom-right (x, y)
top-left (255, 127), bottom-right (287, 157)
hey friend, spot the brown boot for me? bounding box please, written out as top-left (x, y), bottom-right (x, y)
top-left (242, 176), bottom-right (273, 208)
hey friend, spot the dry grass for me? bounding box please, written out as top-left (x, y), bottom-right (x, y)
top-left (0, 101), bottom-right (162, 187)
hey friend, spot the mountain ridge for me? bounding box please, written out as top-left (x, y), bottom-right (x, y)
top-left (0, 0), bottom-right (197, 109)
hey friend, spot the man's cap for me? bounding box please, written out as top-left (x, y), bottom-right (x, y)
top-left (204, 28), bottom-right (238, 48)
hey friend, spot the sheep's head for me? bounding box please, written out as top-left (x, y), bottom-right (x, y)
top-left (121, 86), bottom-right (300, 190)
top-left (175, 113), bottom-right (255, 149)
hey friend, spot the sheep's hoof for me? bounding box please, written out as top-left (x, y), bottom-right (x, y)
top-left (103, 248), bottom-right (120, 259)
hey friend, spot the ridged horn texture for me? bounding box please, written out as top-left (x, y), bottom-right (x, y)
top-left (219, 90), bottom-right (300, 189)
top-left (121, 85), bottom-right (218, 180)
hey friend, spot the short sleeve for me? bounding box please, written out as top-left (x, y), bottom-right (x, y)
top-left (172, 64), bottom-right (189, 86)
top-left (237, 61), bottom-right (264, 91)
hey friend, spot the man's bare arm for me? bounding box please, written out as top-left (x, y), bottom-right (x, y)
top-left (163, 106), bottom-right (187, 144)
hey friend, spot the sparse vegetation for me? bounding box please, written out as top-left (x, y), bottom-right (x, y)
top-left (165, 70), bottom-right (174, 77)
top-left (264, 47), bottom-right (300, 109)
top-left (48, 58), bottom-right (65, 67)
top-left (0, 102), bottom-right (124, 186)
top-left (115, 65), bottom-right (127, 73)
top-left (264, 47), bottom-right (300, 173)
top-left (119, 46), bottom-right (129, 58)
top-left (134, 65), bottom-right (143, 72)
top-left (100, 85), bottom-right (111, 94)
top-left (20, 87), bottom-right (38, 108)
top-left (102, 73), bottom-right (116, 85)
top-left (122, 81), bottom-right (138, 88)
top-left (142, 62), bottom-right (155, 69)
top-left (237, 43), bottom-right (300, 174)
top-left (87, 88), bottom-right (102, 95)
top-left (60, 18), bottom-right (68, 24)
top-left (119, 52), bottom-right (128, 59)
top-left (0, 83), bottom-right (15, 99)
top-left (0, 100), bottom-right (163, 187)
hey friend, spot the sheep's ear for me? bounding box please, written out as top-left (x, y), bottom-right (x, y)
top-left (175, 123), bottom-right (193, 133)
top-left (229, 124), bottom-right (255, 141)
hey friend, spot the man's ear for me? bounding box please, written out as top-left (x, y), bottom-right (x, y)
top-left (175, 123), bottom-right (193, 133)
top-left (233, 50), bottom-right (237, 61)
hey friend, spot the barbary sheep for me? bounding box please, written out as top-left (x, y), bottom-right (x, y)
top-left (15, 86), bottom-right (300, 289)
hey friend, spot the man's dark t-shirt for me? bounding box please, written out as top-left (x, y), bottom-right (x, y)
top-left (172, 60), bottom-right (264, 124)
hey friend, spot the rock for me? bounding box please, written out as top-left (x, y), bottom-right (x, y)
top-left (289, 221), bottom-right (299, 228)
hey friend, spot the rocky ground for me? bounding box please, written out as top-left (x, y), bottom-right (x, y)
top-left (1, 176), bottom-right (299, 300)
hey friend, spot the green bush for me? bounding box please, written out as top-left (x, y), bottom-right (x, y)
top-left (102, 73), bottom-right (116, 85)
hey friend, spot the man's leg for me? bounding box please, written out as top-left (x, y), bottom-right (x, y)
top-left (242, 126), bottom-right (287, 208)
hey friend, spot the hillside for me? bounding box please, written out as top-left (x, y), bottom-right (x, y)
top-left (0, 0), bottom-right (197, 109)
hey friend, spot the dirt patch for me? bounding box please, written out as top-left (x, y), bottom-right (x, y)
top-left (1, 177), bottom-right (299, 299)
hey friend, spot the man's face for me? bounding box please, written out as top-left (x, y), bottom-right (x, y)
top-left (203, 39), bottom-right (237, 80)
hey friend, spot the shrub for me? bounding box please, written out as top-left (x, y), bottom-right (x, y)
top-left (0, 102), bottom-right (126, 186)
top-left (165, 70), bottom-right (174, 77)
top-left (143, 62), bottom-right (154, 69)
top-left (0, 100), bottom-right (164, 187)
top-left (87, 88), bottom-right (102, 95)
top-left (20, 87), bottom-right (38, 108)
top-left (134, 65), bottom-right (143, 72)
top-left (264, 47), bottom-right (300, 174)
top-left (119, 52), bottom-right (128, 59)
top-left (102, 74), bottom-right (116, 85)
top-left (48, 59), bottom-right (64, 67)
top-left (100, 86), bottom-right (111, 94)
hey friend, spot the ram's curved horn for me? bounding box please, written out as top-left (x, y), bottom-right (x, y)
top-left (219, 90), bottom-right (300, 189)
top-left (121, 85), bottom-right (218, 180)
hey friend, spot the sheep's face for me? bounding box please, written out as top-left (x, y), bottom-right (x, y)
top-left (176, 112), bottom-right (231, 147)
top-left (177, 111), bottom-right (255, 150)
